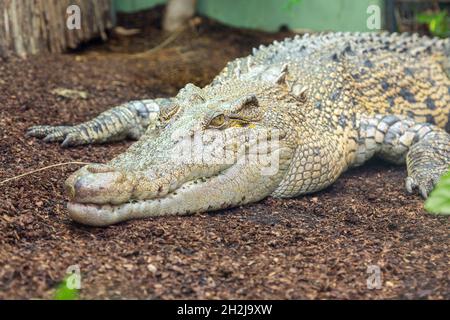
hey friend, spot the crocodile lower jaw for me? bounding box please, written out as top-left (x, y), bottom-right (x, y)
top-left (67, 200), bottom-right (164, 227)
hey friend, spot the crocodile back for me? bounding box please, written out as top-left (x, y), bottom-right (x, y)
top-left (212, 33), bottom-right (450, 132)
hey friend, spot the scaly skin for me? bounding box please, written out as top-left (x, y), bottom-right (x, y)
top-left (28, 32), bottom-right (450, 226)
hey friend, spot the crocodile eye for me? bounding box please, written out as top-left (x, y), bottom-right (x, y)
top-left (209, 114), bottom-right (226, 128)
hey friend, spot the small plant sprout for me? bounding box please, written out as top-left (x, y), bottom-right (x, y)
top-left (425, 170), bottom-right (450, 215)
top-left (53, 277), bottom-right (79, 300)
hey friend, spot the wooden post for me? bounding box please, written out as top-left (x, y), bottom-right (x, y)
top-left (163, 0), bottom-right (197, 32)
top-left (0, 0), bottom-right (113, 58)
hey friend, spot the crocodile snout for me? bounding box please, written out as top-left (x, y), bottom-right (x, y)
top-left (65, 164), bottom-right (133, 205)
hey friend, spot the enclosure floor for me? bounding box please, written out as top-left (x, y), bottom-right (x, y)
top-left (0, 8), bottom-right (448, 299)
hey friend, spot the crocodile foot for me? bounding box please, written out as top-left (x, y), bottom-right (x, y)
top-left (26, 125), bottom-right (92, 147)
top-left (405, 165), bottom-right (447, 198)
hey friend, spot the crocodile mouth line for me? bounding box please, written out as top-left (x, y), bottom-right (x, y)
top-left (67, 174), bottom-right (216, 226)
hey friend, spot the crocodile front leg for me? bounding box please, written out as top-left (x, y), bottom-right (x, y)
top-left (27, 98), bottom-right (176, 147)
top-left (354, 114), bottom-right (450, 198)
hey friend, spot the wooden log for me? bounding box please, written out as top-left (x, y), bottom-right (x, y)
top-left (0, 0), bottom-right (113, 58)
top-left (163, 0), bottom-right (197, 32)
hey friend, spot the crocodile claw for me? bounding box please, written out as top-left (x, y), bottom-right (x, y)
top-left (61, 132), bottom-right (86, 148)
top-left (405, 170), bottom-right (444, 199)
top-left (27, 125), bottom-right (73, 139)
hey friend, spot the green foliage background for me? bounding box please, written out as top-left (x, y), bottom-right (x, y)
top-left (417, 11), bottom-right (450, 38)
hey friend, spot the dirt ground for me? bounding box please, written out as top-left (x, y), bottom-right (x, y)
top-left (0, 8), bottom-right (448, 299)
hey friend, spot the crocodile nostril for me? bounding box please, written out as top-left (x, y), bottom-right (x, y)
top-left (65, 180), bottom-right (76, 200)
top-left (86, 164), bottom-right (115, 174)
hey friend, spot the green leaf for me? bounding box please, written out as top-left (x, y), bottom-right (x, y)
top-left (416, 13), bottom-right (434, 24)
top-left (416, 11), bottom-right (450, 38)
top-left (425, 171), bottom-right (450, 215)
top-left (53, 278), bottom-right (79, 300)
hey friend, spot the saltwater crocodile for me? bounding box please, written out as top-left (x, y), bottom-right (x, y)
top-left (28, 32), bottom-right (450, 226)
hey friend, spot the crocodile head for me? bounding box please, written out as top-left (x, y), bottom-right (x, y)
top-left (66, 79), bottom-right (299, 226)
